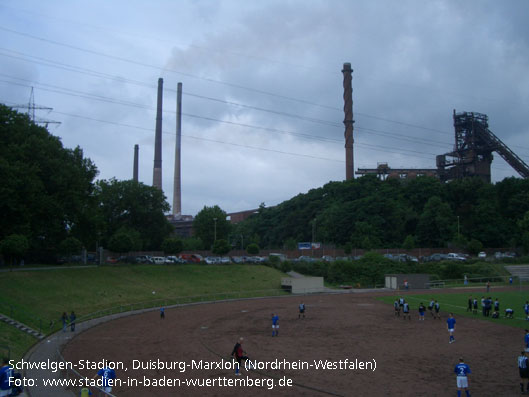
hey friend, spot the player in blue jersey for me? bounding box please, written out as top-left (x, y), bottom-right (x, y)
top-left (402, 302), bottom-right (411, 320)
top-left (524, 301), bottom-right (529, 321)
top-left (93, 364), bottom-right (116, 394)
top-left (454, 357), bottom-right (471, 397)
top-left (524, 330), bottom-right (529, 353)
top-left (272, 313), bottom-right (279, 336)
top-left (447, 313), bottom-right (456, 343)
top-left (0, 358), bottom-right (13, 397)
top-left (160, 307), bottom-right (165, 319)
top-left (519, 351), bottom-right (529, 393)
top-left (299, 302), bottom-right (305, 319)
top-left (418, 303), bottom-right (425, 321)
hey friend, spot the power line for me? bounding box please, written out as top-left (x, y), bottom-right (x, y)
top-left (2, 76), bottom-right (528, 167)
top-left (0, 27), bottom-right (476, 136)
top-left (0, 25), bottom-right (340, 111)
top-left (0, 65), bottom-right (474, 152)
top-left (0, 47), bottom-right (475, 144)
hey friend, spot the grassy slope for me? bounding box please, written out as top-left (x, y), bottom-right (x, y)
top-left (378, 289), bottom-right (529, 329)
top-left (0, 321), bottom-right (38, 362)
top-left (0, 264), bottom-right (286, 360)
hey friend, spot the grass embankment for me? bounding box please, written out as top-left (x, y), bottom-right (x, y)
top-left (378, 289), bottom-right (529, 329)
top-left (0, 264), bottom-right (286, 361)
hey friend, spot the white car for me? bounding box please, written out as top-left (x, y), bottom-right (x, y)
top-left (152, 256), bottom-right (165, 265)
top-left (478, 252), bottom-right (486, 259)
top-left (447, 253), bottom-right (466, 261)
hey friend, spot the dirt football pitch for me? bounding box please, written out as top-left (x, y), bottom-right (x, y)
top-left (63, 290), bottom-right (523, 396)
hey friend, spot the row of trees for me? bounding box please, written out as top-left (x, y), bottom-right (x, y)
top-left (232, 174), bottom-right (529, 253)
top-left (0, 105), bottom-right (173, 263)
top-left (3, 103), bottom-right (529, 263)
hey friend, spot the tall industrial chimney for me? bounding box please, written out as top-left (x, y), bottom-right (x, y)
top-left (133, 144), bottom-right (139, 182)
top-left (153, 78), bottom-right (163, 190)
top-left (342, 63), bottom-right (354, 180)
top-left (172, 82), bottom-right (182, 216)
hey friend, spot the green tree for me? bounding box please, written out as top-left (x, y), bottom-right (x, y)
top-left (212, 239), bottom-right (230, 255)
top-left (192, 205), bottom-right (230, 249)
top-left (0, 105), bottom-right (98, 261)
top-left (162, 237), bottom-right (183, 255)
top-left (59, 237), bottom-right (83, 256)
top-left (402, 235), bottom-right (415, 250)
top-left (416, 196), bottom-right (455, 247)
top-left (108, 227), bottom-right (142, 253)
top-left (246, 243), bottom-right (260, 255)
top-left (283, 237), bottom-right (297, 251)
top-left (351, 222), bottom-right (381, 249)
top-left (518, 211), bottom-right (529, 253)
top-left (466, 238), bottom-right (483, 256)
top-left (0, 234), bottom-right (29, 265)
top-left (182, 237), bottom-right (204, 251)
top-left (96, 179), bottom-right (172, 250)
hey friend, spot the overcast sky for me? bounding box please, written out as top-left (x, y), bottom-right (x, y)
top-left (2, 0), bottom-right (529, 216)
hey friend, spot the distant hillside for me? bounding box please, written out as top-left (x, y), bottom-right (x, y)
top-left (234, 175), bottom-right (529, 250)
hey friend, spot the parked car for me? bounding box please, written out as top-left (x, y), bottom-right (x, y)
top-left (423, 253), bottom-right (449, 262)
top-left (269, 253), bottom-right (287, 262)
top-left (297, 256), bottom-right (316, 263)
top-left (246, 256), bottom-right (267, 263)
top-left (106, 256), bottom-right (119, 264)
top-left (220, 257), bottom-right (231, 264)
top-left (321, 255), bottom-right (334, 262)
top-left (165, 256), bottom-right (184, 264)
top-left (136, 255), bottom-right (154, 264)
top-left (447, 253), bottom-right (466, 261)
top-left (204, 256), bottom-right (220, 264)
top-left (478, 251), bottom-right (487, 259)
top-left (495, 251), bottom-right (517, 259)
top-left (152, 256), bottom-right (165, 265)
top-left (179, 254), bottom-right (203, 263)
top-left (231, 256), bottom-right (245, 263)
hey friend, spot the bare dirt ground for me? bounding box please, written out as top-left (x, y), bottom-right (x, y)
top-left (62, 291), bottom-right (524, 396)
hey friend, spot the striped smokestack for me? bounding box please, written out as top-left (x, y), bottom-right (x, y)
top-left (342, 63), bottom-right (354, 180)
top-left (133, 144), bottom-right (139, 182)
top-left (173, 82), bottom-right (182, 216)
top-left (153, 77), bottom-right (163, 190)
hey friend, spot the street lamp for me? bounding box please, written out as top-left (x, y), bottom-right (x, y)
top-left (311, 219), bottom-right (316, 257)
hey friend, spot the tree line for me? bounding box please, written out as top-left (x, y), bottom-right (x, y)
top-left (232, 171), bottom-right (529, 253)
top-left (0, 105), bottom-right (172, 264)
top-left (2, 104), bottom-right (529, 264)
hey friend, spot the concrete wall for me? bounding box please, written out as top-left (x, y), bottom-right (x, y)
top-left (281, 277), bottom-right (324, 294)
top-left (385, 274), bottom-right (430, 290)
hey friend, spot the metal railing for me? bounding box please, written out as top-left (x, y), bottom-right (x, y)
top-left (425, 275), bottom-right (518, 288)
